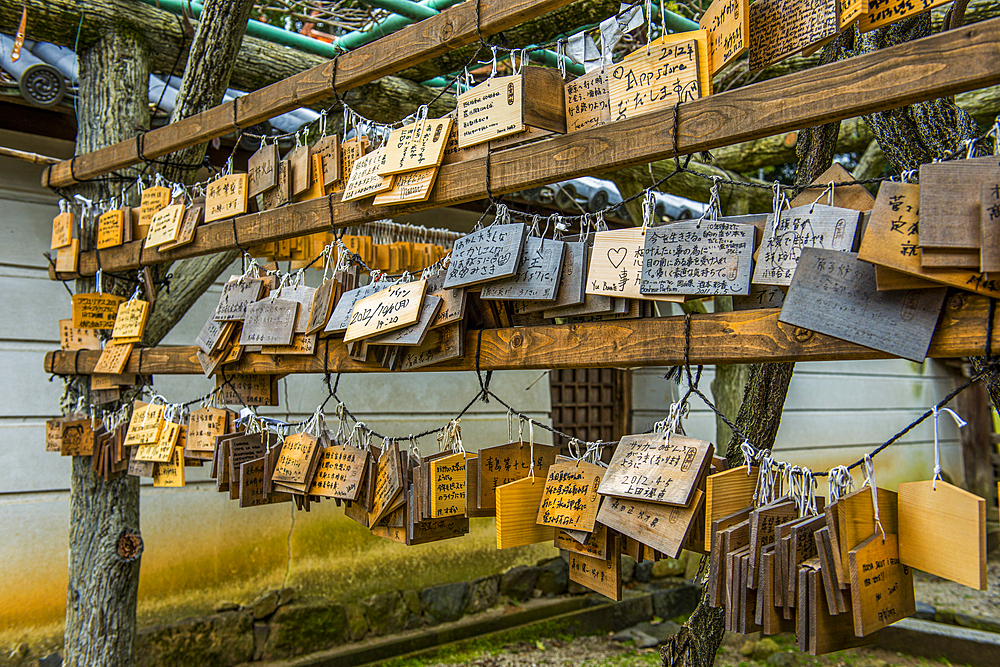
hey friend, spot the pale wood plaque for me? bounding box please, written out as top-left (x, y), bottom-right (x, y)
top-left (848, 533), bottom-right (916, 636)
top-left (240, 298), bottom-right (298, 346)
top-left (496, 476), bottom-right (554, 549)
top-left (443, 223), bottom-right (527, 289)
top-left (480, 238), bottom-right (565, 301)
top-left (700, 0), bottom-right (749, 74)
top-left (110, 299), bottom-right (149, 341)
top-left (608, 38), bottom-right (703, 122)
top-left (456, 75), bottom-right (525, 148)
top-left (536, 459), bottom-right (604, 532)
top-left (564, 69), bottom-right (612, 133)
top-left (919, 156), bottom-right (1000, 252)
top-left (641, 221), bottom-right (754, 296)
top-left (748, 0), bottom-right (839, 72)
top-left (205, 173), bottom-right (249, 223)
top-left (859, 0), bottom-right (950, 32)
top-left (248, 143), bottom-right (279, 198)
top-left (93, 341), bottom-right (133, 375)
top-left (96, 210), bottom-right (124, 249)
top-left (752, 204), bottom-right (861, 286)
top-left (379, 118), bottom-right (452, 175)
top-left (344, 279), bottom-right (427, 343)
top-left (72, 293), bottom-right (125, 330)
top-left (144, 203), bottom-right (185, 248)
top-left (51, 211), bottom-right (73, 249)
top-left (598, 433), bottom-right (713, 506)
top-left (598, 489), bottom-right (705, 559)
top-left (341, 148), bottom-right (394, 202)
top-left (568, 532), bottom-right (622, 601)
top-left (138, 186), bottom-right (171, 227)
top-left (59, 319), bottom-right (101, 351)
top-left (372, 166), bottom-right (439, 205)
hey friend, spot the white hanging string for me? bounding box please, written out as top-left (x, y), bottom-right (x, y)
top-left (931, 406), bottom-right (966, 489)
top-left (862, 454), bottom-right (885, 542)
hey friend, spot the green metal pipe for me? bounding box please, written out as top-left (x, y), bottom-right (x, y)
top-left (339, 0), bottom-right (462, 49)
top-left (363, 0), bottom-right (439, 22)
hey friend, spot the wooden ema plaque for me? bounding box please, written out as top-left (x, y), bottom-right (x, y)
top-left (260, 333), bottom-right (317, 356)
top-left (110, 300), bottom-right (148, 343)
top-left (704, 467), bottom-right (758, 551)
top-left (271, 432), bottom-right (320, 485)
top-left (748, 0), bottom-right (839, 72)
top-left (640, 221), bottom-right (755, 296)
top-left (586, 228), bottom-right (647, 300)
top-left (96, 209), bottom-right (125, 249)
top-left (145, 204), bottom-right (185, 247)
top-left (599, 433), bottom-right (713, 506)
top-left (240, 299), bottom-right (298, 346)
top-left (308, 444), bottom-right (368, 500)
top-left (981, 182), bottom-right (1000, 272)
top-left (72, 293), bottom-right (124, 330)
top-left (816, 526), bottom-right (848, 615)
top-left (240, 458), bottom-right (292, 507)
top-left (808, 566), bottom-right (877, 654)
top-left (834, 486), bottom-right (897, 584)
top-left (749, 498), bottom-right (797, 582)
top-left (305, 280), bottom-right (338, 335)
top-left (123, 401), bottom-right (163, 446)
top-left (608, 37), bottom-right (704, 122)
top-left (429, 452), bottom-right (470, 518)
top-left (496, 476), bottom-right (554, 549)
top-left (368, 441), bottom-right (403, 525)
top-left (313, 135), bottom-right (341, 187)
top-left (60, 320), bottom-right (100, 351)
top-left (55, 239), bottom-right (79, 273)
top-left (859, 182), bottom-right (1000, 298)
top-left (426, 275), bottom-right (466, 329)
top-left (341, 148), bottom-right (394, 202)
top-left (379, 118), bottom-right (452, 175)
top-left (536, 459), bottom-right (604, 532)
top-left (185, 407), bottom-right (229, 453)
top-left (897, 480), bottom-right (986, 590)
top-left (205, 174), bottom-right (249, 223)
top-left (443, 223), bottom-right (527, 290)
top-left (918, 155), bottom-right (1000, 252)
top-left (700, 0), bottom-right (749, 74)
top-left (477, 441), bottom-right (560, 510)
top-left (779, 249), bottom-right (947, 362)
top-left (397, 321), bottom-right (464, 370)
top-left (752, 204), bottom-right (861, 286)
top-left (568, 533), bottom-right (622, 601)
top-left (324, 282), bottom-right (383, 335)
top-left (840, 0), bottom-right (869, 28)
top-left (369, 295), bottom-right (441, 347)
top-left (598, 489), bottom-right (704, 559)
top-left (848, 533), bottom-right (916, 636)
top-left (136, 420), bottom-right (179, 462)
top-left (456, 69), bottom-right (566, 149)
top-left (555, 523), bottom-right (608, 559)
top-left (344, 279), bottom-right (427, 343)
top-left (859, 0), bottom-right (950, 32)
top-left (160, 204), bottom-right (203, 252)
top-left (51, 210), bottom-right (72, 249)
top-left (93, 341), bottom-right (133, 375)
top-left (214, 277), bottom-right (265, 322)
top-left (372, 167), bottom-right (439, 205)
top-left (564, 69), bottom-right (612, 133)
top-left (248, 143), bottom-right (278, 198)
top-left (59, 419), bottom-right (94, 456)
top-left (262, 160), bottom-right (291, 209)
top-left (216, 374), bottom-right (278, 406)
top-left (152, 445), bottom-right (185, 487)
top-left (480, 238), bottom-right (565, 301)
top-left (137, 186), bottom-right (170, 227)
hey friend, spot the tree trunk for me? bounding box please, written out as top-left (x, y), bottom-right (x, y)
top-left (64, 24), bottom-right (149, 667)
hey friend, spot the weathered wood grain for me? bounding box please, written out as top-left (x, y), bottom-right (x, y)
top-left (59, 17), bottom-right (1000, 277)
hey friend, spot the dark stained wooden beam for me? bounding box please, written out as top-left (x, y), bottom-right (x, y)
top-left (59, 18), bottom-right (1000, 279)
top-left (44, 292), bottom-right (996, 376)
top-left (42, 0), bottom-right (578, 189)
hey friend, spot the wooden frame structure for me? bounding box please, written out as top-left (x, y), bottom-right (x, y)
top-left (43, 6), bottom-right (1000, 376)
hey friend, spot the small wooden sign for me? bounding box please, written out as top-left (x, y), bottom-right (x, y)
top-left (834, 486), bottom-right (898, 581)
top-left (369, 441), bottom-right (404, 525)
top-left (536, 459), bottom-right (604, 532)
top-left (305, 280), bottom-right (338, 335)
top-left (261, 160), bottom-right (291, 209)
top-left (368, 295), bottom-right (441, 347)
top-left (240, 458), bottom-right (292, 507)
top-left (496, 476), bottom-right (555, 549)
top-left (344, 279), bottom-right (427, 343)
top-left (748, 0), bottom-right (839, 71)
top-left (248, 143), bottom-right (279, 198)
top-left (72, 293), bottom-right (125, 330)
top-left (641, 221), bottom-right (754, 295)
top-left (379, 118), bottom-right (452, 175)
top-left (323, 282), bottom-right (383, 335)
top-left (136, 419), bottom-right (179, 462)
top-left (110, 299), bottom-right (149, 341)
top-left (216, 374), bottom-right (278, 406)
top-left (568, 532), bottom-right (622, 601)
top-left (429, 452), bottom-right (469, 518)
top-left (586, 228), bottom-right (649, 299)
top-left (152, 445), bottom-right (185, 487)
top-left (752, 204), bottom-right (861, 286)
top-left (704, 466), bottom-right (758, 551)
top-left (59, 419), bottom-right (95, 456)
top-left (733, 285), bottom-right (785, 311)
top-left (205, 174), bottom-right (249, 223)
top-left (848, 533), bottom-right (916, 636)
top-left (213, 277), bottom-right (265, 321)
top-left (337, 136), bottom-right (368, 190)
top-left (308, 444), bottom-right (368, 500)
top-left (598, 489), bottom-right (705, 559)
top-left (55, 239), bottom-right (79, 273)
top-left (138, 186), bottom-right (171, 227)
top-left (93, 341), bottom-right (133, 375)
top-left (287, 144), bottom-right (311, 195)
top-left (608, 37), bottom-right (703, 122)
top-left (456, 75), bottom-right (525, 148)
top-left (240, 298), bottom-right (298, 346)
top-left (397, 321), bottom-right (464, 370)
top-left (918, 155), bottom-right (1000, 252)
top-left (159, 204), bottom-right (202, 252)
top-left (480, 238), bottom-right (566, 301)
top-left (859, 0), bottom-right (950, 32)
top-left (271, 432), bottom-right (320, 484)
top-left (598, 433), bottom-right (713, 506)
top-left (144, 203), bottom-right (185, 248)
top-left (840, 0), bottom-right (869, 28)
top-left (51, 211), bottom-right (73, 249)
top-left (372, 166), bottom-right (439, 205)
top-left (780, 249), bottom-right (947, 362)
top-left (443, 223), bottom-right (527, 289)
top-left (425, 273), bottom-right (467, 329)
top-left (186, 407), bottom-right (229, 453)
top-left (858, 182), bottom-right (1000, 297)
top-left (555, 523), bottom-right (608, 559)
top-left (700, 0), bottom-right (749, 74)
top-left (59, 319), bottom-right (101, 351)
top-left (341, 148), bottom-right (394, 202)
top-left (195, 318), bottom-right (233, 355)
top-left (897, 480), bottom-right (986, 590)
top-left (564, 69), bottom-right (612, 133)
top-left (96, 210), bottom-right (125, 249)
top-left (477, 441), bottom-right (560, 510)
top-left (313, 135), bottom-right (341, 187)
top-left (123, 401), bottom-right (163, 446)
top-left (980, 182), bottom-right (1000, 272)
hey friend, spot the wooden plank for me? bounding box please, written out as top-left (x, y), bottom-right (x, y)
top-left (496, 476), bottom-right (555, 549)
top-left (700, 0), bottom-right (749, 75)
top-left (598, 433), bottom-right (713, 506)
top-left (60, 18), bottom-right (1000, 277)
top-left (815, 526), bottom-right (847, 614)
top-left (704, 467), bottom-right (758, 551)
top-left (848, 533), bottom-right (916, 636)
top-left (44, 293), bottom-right (1000, 376)
top-left (748, 0), bottom-right (839, 72)
top-left (897, 480), bottom-right (987, 590)
top-left (810, 567), bottom-right (877, 655)
top-left (568, 533), bottom-right (622, 601)
top-left (43, 0), bottom-right (580, 188)
top-left (919, 156), bottom-right (1000, 251)
top-left (836, 486), bottom-right (898, 579)
top-left (597, 489), bottom-right (704, 559)
top-left (536, 459), bottom-right (604, 532)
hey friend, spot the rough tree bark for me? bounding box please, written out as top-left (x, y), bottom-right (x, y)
top-left (64, 25), bottom-right (149, 667)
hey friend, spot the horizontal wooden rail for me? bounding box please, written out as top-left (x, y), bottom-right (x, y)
top-left (41, 0), bottom-right (576, 189)
top-left (44, 292), bottom-right (996, 376)
top-left (59, 18), bottom-right (1000, 279)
